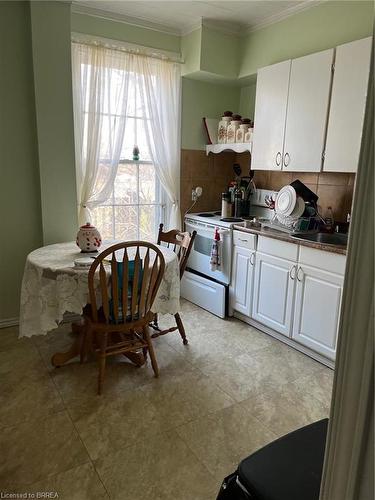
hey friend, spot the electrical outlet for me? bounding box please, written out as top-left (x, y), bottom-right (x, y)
top-left (192, 186), bottom-right (203, 201)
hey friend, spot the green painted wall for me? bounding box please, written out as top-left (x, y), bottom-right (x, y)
top-left (30, 1), bottom-right (78, 244)
top-left (181, 78), bottom-right (241, 150)
top-left (0, 2), bottom-right (43, 320)
top-left (200, 25), bottom-right (240, 79)
top-left (181, 28), bottom-right (201, 75)
top-left (240, 0), bottom-right (374, 78)
top-left (0, 1), bottom-right (373, 321)
top-left (239, 84), bottom-right (256, 121)
top-left (71, 12), bottom-right (180, 53)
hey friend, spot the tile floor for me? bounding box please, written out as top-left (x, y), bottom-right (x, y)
top-left (0, 300), bottom-right (333, 499)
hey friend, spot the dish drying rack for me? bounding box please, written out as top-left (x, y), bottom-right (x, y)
top-left (261, 213), bottom-right (321, 234)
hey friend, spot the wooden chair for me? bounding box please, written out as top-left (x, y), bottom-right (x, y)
top-left (84, 241), bottom-right (165, 395)
top-left (150, 223), bottom-right (196, 345)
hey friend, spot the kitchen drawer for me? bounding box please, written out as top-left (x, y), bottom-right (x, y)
top-left (299, 246), bottom-right (346, 275)
top-left (233, 230), bottom-right (257, 250)
top-left (181, 271), bottom-right (226, 318)
top-left (257, 235), bottom-right (298, 261)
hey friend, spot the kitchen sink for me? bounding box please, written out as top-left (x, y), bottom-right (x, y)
top-left (291, 232), bottom-right (348, 246)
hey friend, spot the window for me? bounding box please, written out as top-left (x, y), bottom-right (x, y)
top-left (86, 70), bottom-right (165, 241)
top-left (73, 42), bottom-right (181, 235)
top-left (92, 159), bottom-right (164, 241)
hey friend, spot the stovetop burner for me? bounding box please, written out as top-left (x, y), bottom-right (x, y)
top-left (197, 213), bottom-right (215, 217)
top-left (220, 217), bottom-right (244, 222)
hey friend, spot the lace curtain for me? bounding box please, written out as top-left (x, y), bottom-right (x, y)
top-left (72, 42), bottom-right (181, 229)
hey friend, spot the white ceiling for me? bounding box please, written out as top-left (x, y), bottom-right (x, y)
top-left (72, 1), bottom-right (319, 35)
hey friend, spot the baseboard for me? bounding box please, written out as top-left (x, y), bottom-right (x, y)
top-left (0, 317), bottom-right (19, 329)
top-left (233, 311), bottom-right (335, 370)
top-left (0, 313), bottom-right (81, 331)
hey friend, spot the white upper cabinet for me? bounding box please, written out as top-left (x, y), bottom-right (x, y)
top-left (282, 49), bottom-right (334, 172)
top-left (324, 37), bottom-right (372, 173)
top-left (251, 60), bottom-right (291, 171)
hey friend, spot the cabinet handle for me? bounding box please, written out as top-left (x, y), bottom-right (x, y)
top-left (275, 152), bottom-right (282, 166)
top-left (250, 252), bottom-right (255, 266)
top-left (238, 238), bottom-right (248, 243)
top-left (297, 266), bottom-right (304, 282)
top-left (284, 152), bottom-right (290, 167)
top-left (289, 265), bottom-right (297, 280)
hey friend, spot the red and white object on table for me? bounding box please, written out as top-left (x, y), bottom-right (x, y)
top-left (76, 222), bottom-right (102, 253)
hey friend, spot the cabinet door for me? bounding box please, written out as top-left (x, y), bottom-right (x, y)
top-left (324, 37), bottom-right (372, 173)
top-left (252, 252), bottom-right (296, 336)
top-left (292, 265), bottom-right (343, 360)
top-left (230, 246), bottom-right (255, 317)
top-left (283, 49), bottom-right (334, 172)
top-left (251, 60), bottom-right (291, 171)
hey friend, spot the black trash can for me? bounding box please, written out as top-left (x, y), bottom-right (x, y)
top-left (216, 418), bottom-right (328, 500)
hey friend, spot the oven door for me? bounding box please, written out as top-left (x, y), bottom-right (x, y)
top-left (185, 219), bottom-right (232, 285)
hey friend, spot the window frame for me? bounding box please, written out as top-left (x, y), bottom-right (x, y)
top-left (93, 158), bottom-right (166, 241)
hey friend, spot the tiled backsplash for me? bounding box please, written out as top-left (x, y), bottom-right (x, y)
top-left (180, 150), bottom-right (355, 223)
top-left (180, 149), bottom-right (239, 217)
top-left (235, 152), bottom-right (355, 222)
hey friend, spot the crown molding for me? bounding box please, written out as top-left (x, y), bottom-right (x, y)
top-left (180, 22), bottom-right (203, 37)
top-left (71, 3), bottom-right (182, 36)
top-left (72, 0), bottom-right (326, 40)
top-left (244, 0), bottom-right (326, 35)
top-left (201, 18), bottom-right (245, 37)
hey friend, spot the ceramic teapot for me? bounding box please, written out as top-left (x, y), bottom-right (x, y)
top-left (76, 222), bottom-right (102, 253)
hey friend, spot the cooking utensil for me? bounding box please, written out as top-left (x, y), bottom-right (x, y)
top-left (233, 163), bottom-right (242, 178)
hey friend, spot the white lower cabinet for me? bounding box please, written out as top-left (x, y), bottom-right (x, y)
top-left (230, 233), bottom-right (346, 362)
top-left (292, 265), bottom-right (343, 360)
top-left (252, 252), bottom-right (296, 337)
top-left (230, 245), bottom-right (255, 317)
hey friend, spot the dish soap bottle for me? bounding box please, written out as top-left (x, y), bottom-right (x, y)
top-left (325, 206), bottom-right (335, 232)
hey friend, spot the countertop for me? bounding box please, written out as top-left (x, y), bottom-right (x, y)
top-left (233, 225), bottom-right (347, 256)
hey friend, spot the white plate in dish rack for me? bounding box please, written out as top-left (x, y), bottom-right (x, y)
top-left (275, 185), bottom-right (297, 216)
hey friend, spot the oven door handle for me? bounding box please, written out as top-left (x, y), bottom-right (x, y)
top-left (217, 229), bottom-right (231, 235)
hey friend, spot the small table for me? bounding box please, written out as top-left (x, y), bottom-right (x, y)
top-left (19, 241), bottom-right (180, 366)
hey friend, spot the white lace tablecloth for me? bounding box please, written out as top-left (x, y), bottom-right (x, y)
top-left (19, 241), bottom-right (180, 338)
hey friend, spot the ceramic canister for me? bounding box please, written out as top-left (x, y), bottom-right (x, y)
top-left (226, 114), bottom-right (242, 144)
top-left (236, 124), bottom-right (249, 143)
top-left (76, 222), bottom-right (102, 253)
top-left (217, 111), bottom-right (233, 144)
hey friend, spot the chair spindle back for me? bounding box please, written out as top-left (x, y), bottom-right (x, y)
top-left (88, 242), bottom-right (165, 324)
top-left (157, 224), bottom-right (196, 279)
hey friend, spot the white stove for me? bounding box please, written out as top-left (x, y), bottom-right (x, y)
top-left (185, 211), bottom-right (245, 228)
top-left (182, 189), bottom-right (276, 318)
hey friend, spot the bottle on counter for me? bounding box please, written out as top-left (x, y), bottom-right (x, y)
top-left (226, 114), bottom-right (242, 144)
top-left (325, 206), bottom-right (335, 232)
top-left (236, 118), bottom-right (251, 143)
top-left (221, 192), bottom-right (231, 218)
top-left (234, 189), bottom-right (243, 218)
top-left (217, 111), bottom-right (233, 144)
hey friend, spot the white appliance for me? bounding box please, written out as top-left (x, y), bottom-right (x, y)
top-left (181, 189), bottom-right (276, 317)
